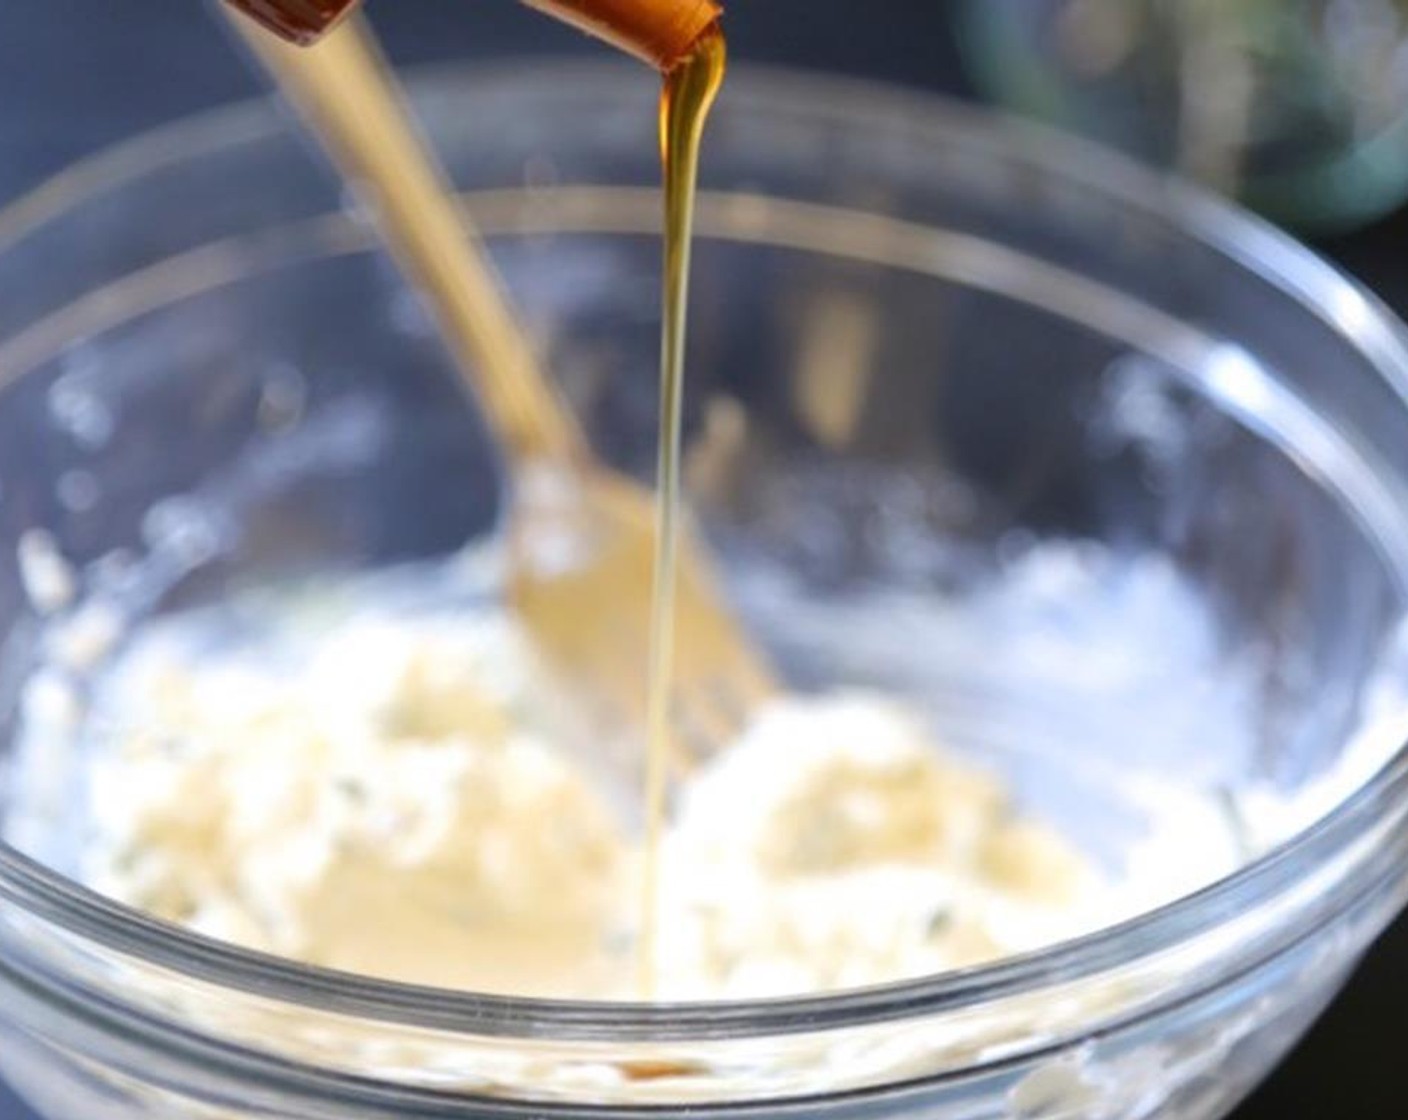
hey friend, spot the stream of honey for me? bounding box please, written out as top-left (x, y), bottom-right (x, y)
top-left (640, 25), bottom-right (726, 996)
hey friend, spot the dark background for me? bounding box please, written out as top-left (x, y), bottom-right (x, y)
top-left (0, 2), bottom-right (1405, 1116)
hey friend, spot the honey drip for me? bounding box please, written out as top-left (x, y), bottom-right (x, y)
top-left (640, 24), bottom-right (726, 998)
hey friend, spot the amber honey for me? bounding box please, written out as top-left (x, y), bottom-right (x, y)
top-left (640, 22), bottom-right (726, 996)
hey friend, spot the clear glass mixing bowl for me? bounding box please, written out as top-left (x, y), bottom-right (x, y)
top-left (2, 61), bottom-right (1408, 1120)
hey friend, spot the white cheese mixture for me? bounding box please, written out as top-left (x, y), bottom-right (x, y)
top-left (75, 595), bottom-right (1109, 1001)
